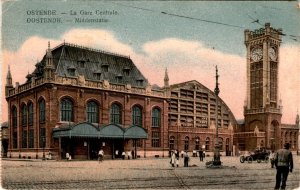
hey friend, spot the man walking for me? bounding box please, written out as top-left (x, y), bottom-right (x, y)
top-left (199, 149), bottom-right (204, 162)
top-left (274, 143), bottom-right (293, 190)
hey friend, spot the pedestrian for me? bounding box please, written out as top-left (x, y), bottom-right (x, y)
top-left (181, 150), bottom-right (184, 158)
top-left (184, 151), bottom-right (189, 167)
top-left (122, 151), bottom-right (126, 160)
top-left (98, 149), bottom-right (104, 162)
top-left (175, 150), bottom-right (179, 167)
top-left (274, 143), bottom-right (293, 190)
top-left (170, 151), bottom-right (176, 167)
top-left (115, 150), bottom-right (119, 158)
top-left (66, 152), bottom-right (70, 161)
top-left (203, 150), bottom-right (206, 159)
top-left (131, 150), bottom-right (134, 159)
top-left (127, 151), bottom-right (131, 160)
top-left (199, 149), bottom-right (204, 162)
top-left (269, 150), bottom-right (275, 168)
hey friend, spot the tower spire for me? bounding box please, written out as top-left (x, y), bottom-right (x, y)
top-left (164, 68), bottom-right (169, 88)
top-left (296, 109), bottom-right (299, 127)
top-left (6, 65), bottom-right (12, 86)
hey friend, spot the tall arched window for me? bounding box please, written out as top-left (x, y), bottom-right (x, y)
top-left (152, 108), bottom-right (161, 127)
top-left (205, 137), bottom-right (210, 151)
top-left (184, 136), bottom-right (189, 150)
top-left (87, 101), bottom-right (99, 123)
top-left (110, 103), bottom-right (122, 124)
top-left (195, 137), bottom-right (200, 150)
top-left (21, 104), bottom-right (27, 126)
top-left (28, 102), bottom-right (34, 126)
top-left (12, 106), bottom-right (17, 128)
top-left (132, 106), bottom-right (142, 126)
top-left (39, 99), bottom-right (45, 123)
top-left (60, 98), bottom-right (73, 122)
top-left (169, 136), bottom-right (175, 150)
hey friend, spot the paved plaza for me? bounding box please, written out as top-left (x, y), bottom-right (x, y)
top-left (1, 155), bottom-right (299, 189)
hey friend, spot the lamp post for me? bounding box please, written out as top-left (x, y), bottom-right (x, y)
top-left (213, 65), bottom-right (221, 166)
top-left (42, 137), bottom-right (45, 160)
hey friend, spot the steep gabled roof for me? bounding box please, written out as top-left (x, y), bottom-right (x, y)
top-left (32, 43), bottom-right (149, 87)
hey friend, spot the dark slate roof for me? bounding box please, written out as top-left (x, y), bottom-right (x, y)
top-left (32, 43), bottom-right (149, 87)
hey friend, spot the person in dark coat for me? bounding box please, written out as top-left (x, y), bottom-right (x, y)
top-left (199, 149), bottom-right (204, 162)
top-left (274, 143), bottom-right (293, 190)
top-left (184, 151), bottom-right (189, 167)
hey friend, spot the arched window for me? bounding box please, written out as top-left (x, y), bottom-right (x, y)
top-left (60, 98), bottom-right (73, 122)
top-left (110, 103), bottom-right (122, 124)
top-left (195, 137), bottom-right (200, 150)
top-left (152, 108), bottom-right (161, 127)
top-left (21, 104), bottom-right (27, 126)
top-left (87, 101), bottom-right (99, 123)
top-left (11, 106), bottom-right (17, 128)
top-left (205, 137), bottom-right (210, 151)
top-left (132, 106), bottom-right (142, 126)
top-left (39, 99), bottom-right (45, 123)
top-left (169, 136), bottom-right (175, 150)
top-left (28, 102), bottom-right (33, 126)
top-left (184, 136), bottom-right (189, 150)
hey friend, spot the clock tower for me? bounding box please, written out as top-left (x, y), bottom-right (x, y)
top-left (244, 23), bottom-right (282, 150)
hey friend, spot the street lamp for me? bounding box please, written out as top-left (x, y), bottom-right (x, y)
top-left (213, 65), bottom-right (221, 166)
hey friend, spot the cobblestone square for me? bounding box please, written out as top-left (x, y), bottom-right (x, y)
top-left (1, 155), bottom-right (299, 189)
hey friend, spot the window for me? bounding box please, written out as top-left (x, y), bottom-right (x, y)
top-left (39, 99), bottom-right (45, 123)
top-left (22, 130), bottom-right (27, 148)
top-left (132, 106), bottom-right (142, 126)
top-left (13, 132), bottom-right (17, 149)
top-left (152, 131), bottom-right (160, 147)
top-left (28, 102), bottom-right (33, 125)
top-left (87, 101), bottom-right (99, 123)
top-left (152, 108), bottom-right (161, 127)
top-left (110, 103), bottom-right (121, 124)
top-left (21, 104), bottom-right (27, 126)
top-left (39, 128), bottom-right (46, 148)
top-left (60, 98), bottom-right (73, 122)
top-left (12, 106), bottom-right (17, 128)
top-left (28, 129), bottom-right (34, 148)
top-left (67, 68), bottom-right (76, 76)
top-left (184, 136), bottom-right (189, 150)
top-left (132, 139), bottom-right (142, 147)
top-left (169, 136), bottom-right (175, 150)
top-left (102, 64), bottom-right (109, 72)
top-left (94, 73), bottom-right (101, 80)
top-left (195, 137), bottom-right (200, 150)
top-left (205, 137), bottom-right (210, 151)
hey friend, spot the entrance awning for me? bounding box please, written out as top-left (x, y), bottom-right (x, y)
top-left (124, 125), bottom-right (148, 139)
top-left (52, 122), bottom-right (148, 139)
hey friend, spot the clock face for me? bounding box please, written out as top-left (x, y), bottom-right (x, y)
top-left (268, 47), bottom-right (277, 61)
top-left (251, 47), bottom-right (263, 62)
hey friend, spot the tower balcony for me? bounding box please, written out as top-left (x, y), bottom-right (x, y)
top-left (244, 107), bottom-right (282, 115)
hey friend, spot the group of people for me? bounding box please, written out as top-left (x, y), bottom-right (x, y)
top-left (115, 150), bottom-right (135, 160)
top-left (170, 149), bottom-right (206, 167)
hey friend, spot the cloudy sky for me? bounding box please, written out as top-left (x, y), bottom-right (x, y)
top-left (1, 0), bottom-right (300, 124)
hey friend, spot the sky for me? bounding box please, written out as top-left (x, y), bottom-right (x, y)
top-left (1, 0), bottom-right (300, 124)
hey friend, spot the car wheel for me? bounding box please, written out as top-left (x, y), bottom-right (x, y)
top-left (240, 156), bottom-right (245, 163)
top-left (247, 156), bottom-right (253, 163)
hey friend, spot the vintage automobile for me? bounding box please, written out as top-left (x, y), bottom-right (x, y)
top-left (240, 150), bottom-right (269, 163)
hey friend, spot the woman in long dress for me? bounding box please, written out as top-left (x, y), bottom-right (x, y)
top-left (170, 151), bottom-right (176, 167)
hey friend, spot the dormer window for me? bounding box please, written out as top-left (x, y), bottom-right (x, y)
top-left (67, 68), bottom-right (76, 76)
top-left (116, 75), bottom-right (123, 83)
top-left (123, 67), bottom-right (130, 76)
top-left (94, 72), bottom-right (101, 80)
top-left (101, 63), bottom-right (109, 72)
top-left (137, 79), bottom-right (144, 86)
top-left (78, 60), bottom-right (85, 68)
